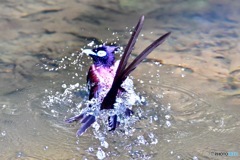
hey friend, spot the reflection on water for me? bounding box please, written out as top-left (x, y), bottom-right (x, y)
top-left (0, 0), bottom-right (240, 159)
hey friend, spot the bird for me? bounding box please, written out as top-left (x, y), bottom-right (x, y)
top-left (65, 15), bottom-right (171, 136)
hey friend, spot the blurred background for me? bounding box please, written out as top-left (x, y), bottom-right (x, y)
top-left (0, 0), bottom-right (239, 159)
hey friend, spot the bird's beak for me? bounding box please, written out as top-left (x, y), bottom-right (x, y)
top-left (82, 49), bottom-right (97, 56)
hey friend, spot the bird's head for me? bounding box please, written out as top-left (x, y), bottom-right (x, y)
top-left (83, 45), bottom-right (119, 67)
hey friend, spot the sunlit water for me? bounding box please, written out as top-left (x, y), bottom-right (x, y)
top-left (0, 0), bottom-right (240, 160)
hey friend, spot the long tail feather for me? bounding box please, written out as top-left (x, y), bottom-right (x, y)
top-left (101, 15), bottom-right (145, 110)
top-left (101, 30), bottom-right (170, 110)
top-left (101, 16), bottom-right (170, 132)
top-left (121, 32), bottom-right (171, 81)
top-left (115, 15), bottom-right (145, 80)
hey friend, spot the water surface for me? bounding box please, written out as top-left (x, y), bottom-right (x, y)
top-left (0, 0), bottom-right (239, 159)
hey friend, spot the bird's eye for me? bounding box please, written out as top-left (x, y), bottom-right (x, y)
top-left (97, 50), bottom-right (107, 57)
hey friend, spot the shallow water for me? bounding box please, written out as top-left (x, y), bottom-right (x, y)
top-left (0, 0), bottom-right (240, 159)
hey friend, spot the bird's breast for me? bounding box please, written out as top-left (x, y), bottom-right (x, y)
top-left (88, 61), bottom-right (120, 100)
top-left (90, 61), bottom-right (119, 86)
top-left (96, 67), bottom-right (115, 87)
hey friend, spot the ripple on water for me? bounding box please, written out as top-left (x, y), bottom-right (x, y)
top-left (37, 55), bottom-right (185, 159)
top-left (17, 46), bottom-right (237, 159)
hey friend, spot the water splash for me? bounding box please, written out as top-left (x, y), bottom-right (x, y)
top-left (96, 147), bottom-right (106, 160)
top-left (39, 42), bottom-right (162, 159)
top-left (37, 30), bottom-right (216, 159)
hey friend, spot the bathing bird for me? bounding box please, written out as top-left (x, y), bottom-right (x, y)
top-left (66, 15), bottom-right (170, 136)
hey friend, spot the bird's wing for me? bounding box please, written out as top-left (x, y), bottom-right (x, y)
top-left (65, 66), bottom-right (98, 136)
top-left (87, 65), bottom-right (100, 100)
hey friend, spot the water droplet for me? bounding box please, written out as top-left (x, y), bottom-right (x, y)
top-left (16, 151), bottom-right (24, 158)
top-left (181, 74), bottom-right (185, 77)
top-left (96, 148), bottom-right (106, 160)
top-left (101, 140), bottom-right (109, 148)
top-left (1, 131), bottom-right (6, 137)
top-left (92, 122), bottom-right (100, 131)
top-left (74, 83), bottom-right (79, 87)
top-left (153, 115), bottom-right (158, 121)
top-left (62, 84), bottom-right (67, 88)
top-left (51, 109), bottom-right (59, 117)
top-left (87, 41), bottom-right (95, 47)
top-left (151, 138), bottom-right (158, 144)
top-left (43, 146), bottom-right (48, 150)
top-left (148, 133), bottom-right (158, 144)
top-left (165, 115), bottom-right (170, 120)
top-left (88, 147), bottom-right (94, 153)
top-left (193, 156), bottom-right (198, 160)
top-left (137, 135), bottom-right (146, 145)
top-left (166, 121), bottom-right (171, 127)
top-left (149, 116), bottom-right (153, 123)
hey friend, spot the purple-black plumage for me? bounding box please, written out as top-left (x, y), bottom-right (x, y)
top-left (85, 45), bottom-right (119, 100)
top-left (66, 15), bottom-right (171, 136)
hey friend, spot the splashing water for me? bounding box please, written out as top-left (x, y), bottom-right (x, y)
top-left (39, 41), bottom-right (165, 159)
top-left (38, 28), bottom-right (218, 159)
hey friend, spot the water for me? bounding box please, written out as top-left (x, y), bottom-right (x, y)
top-left (0, 0), bottom-right (240, 159)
